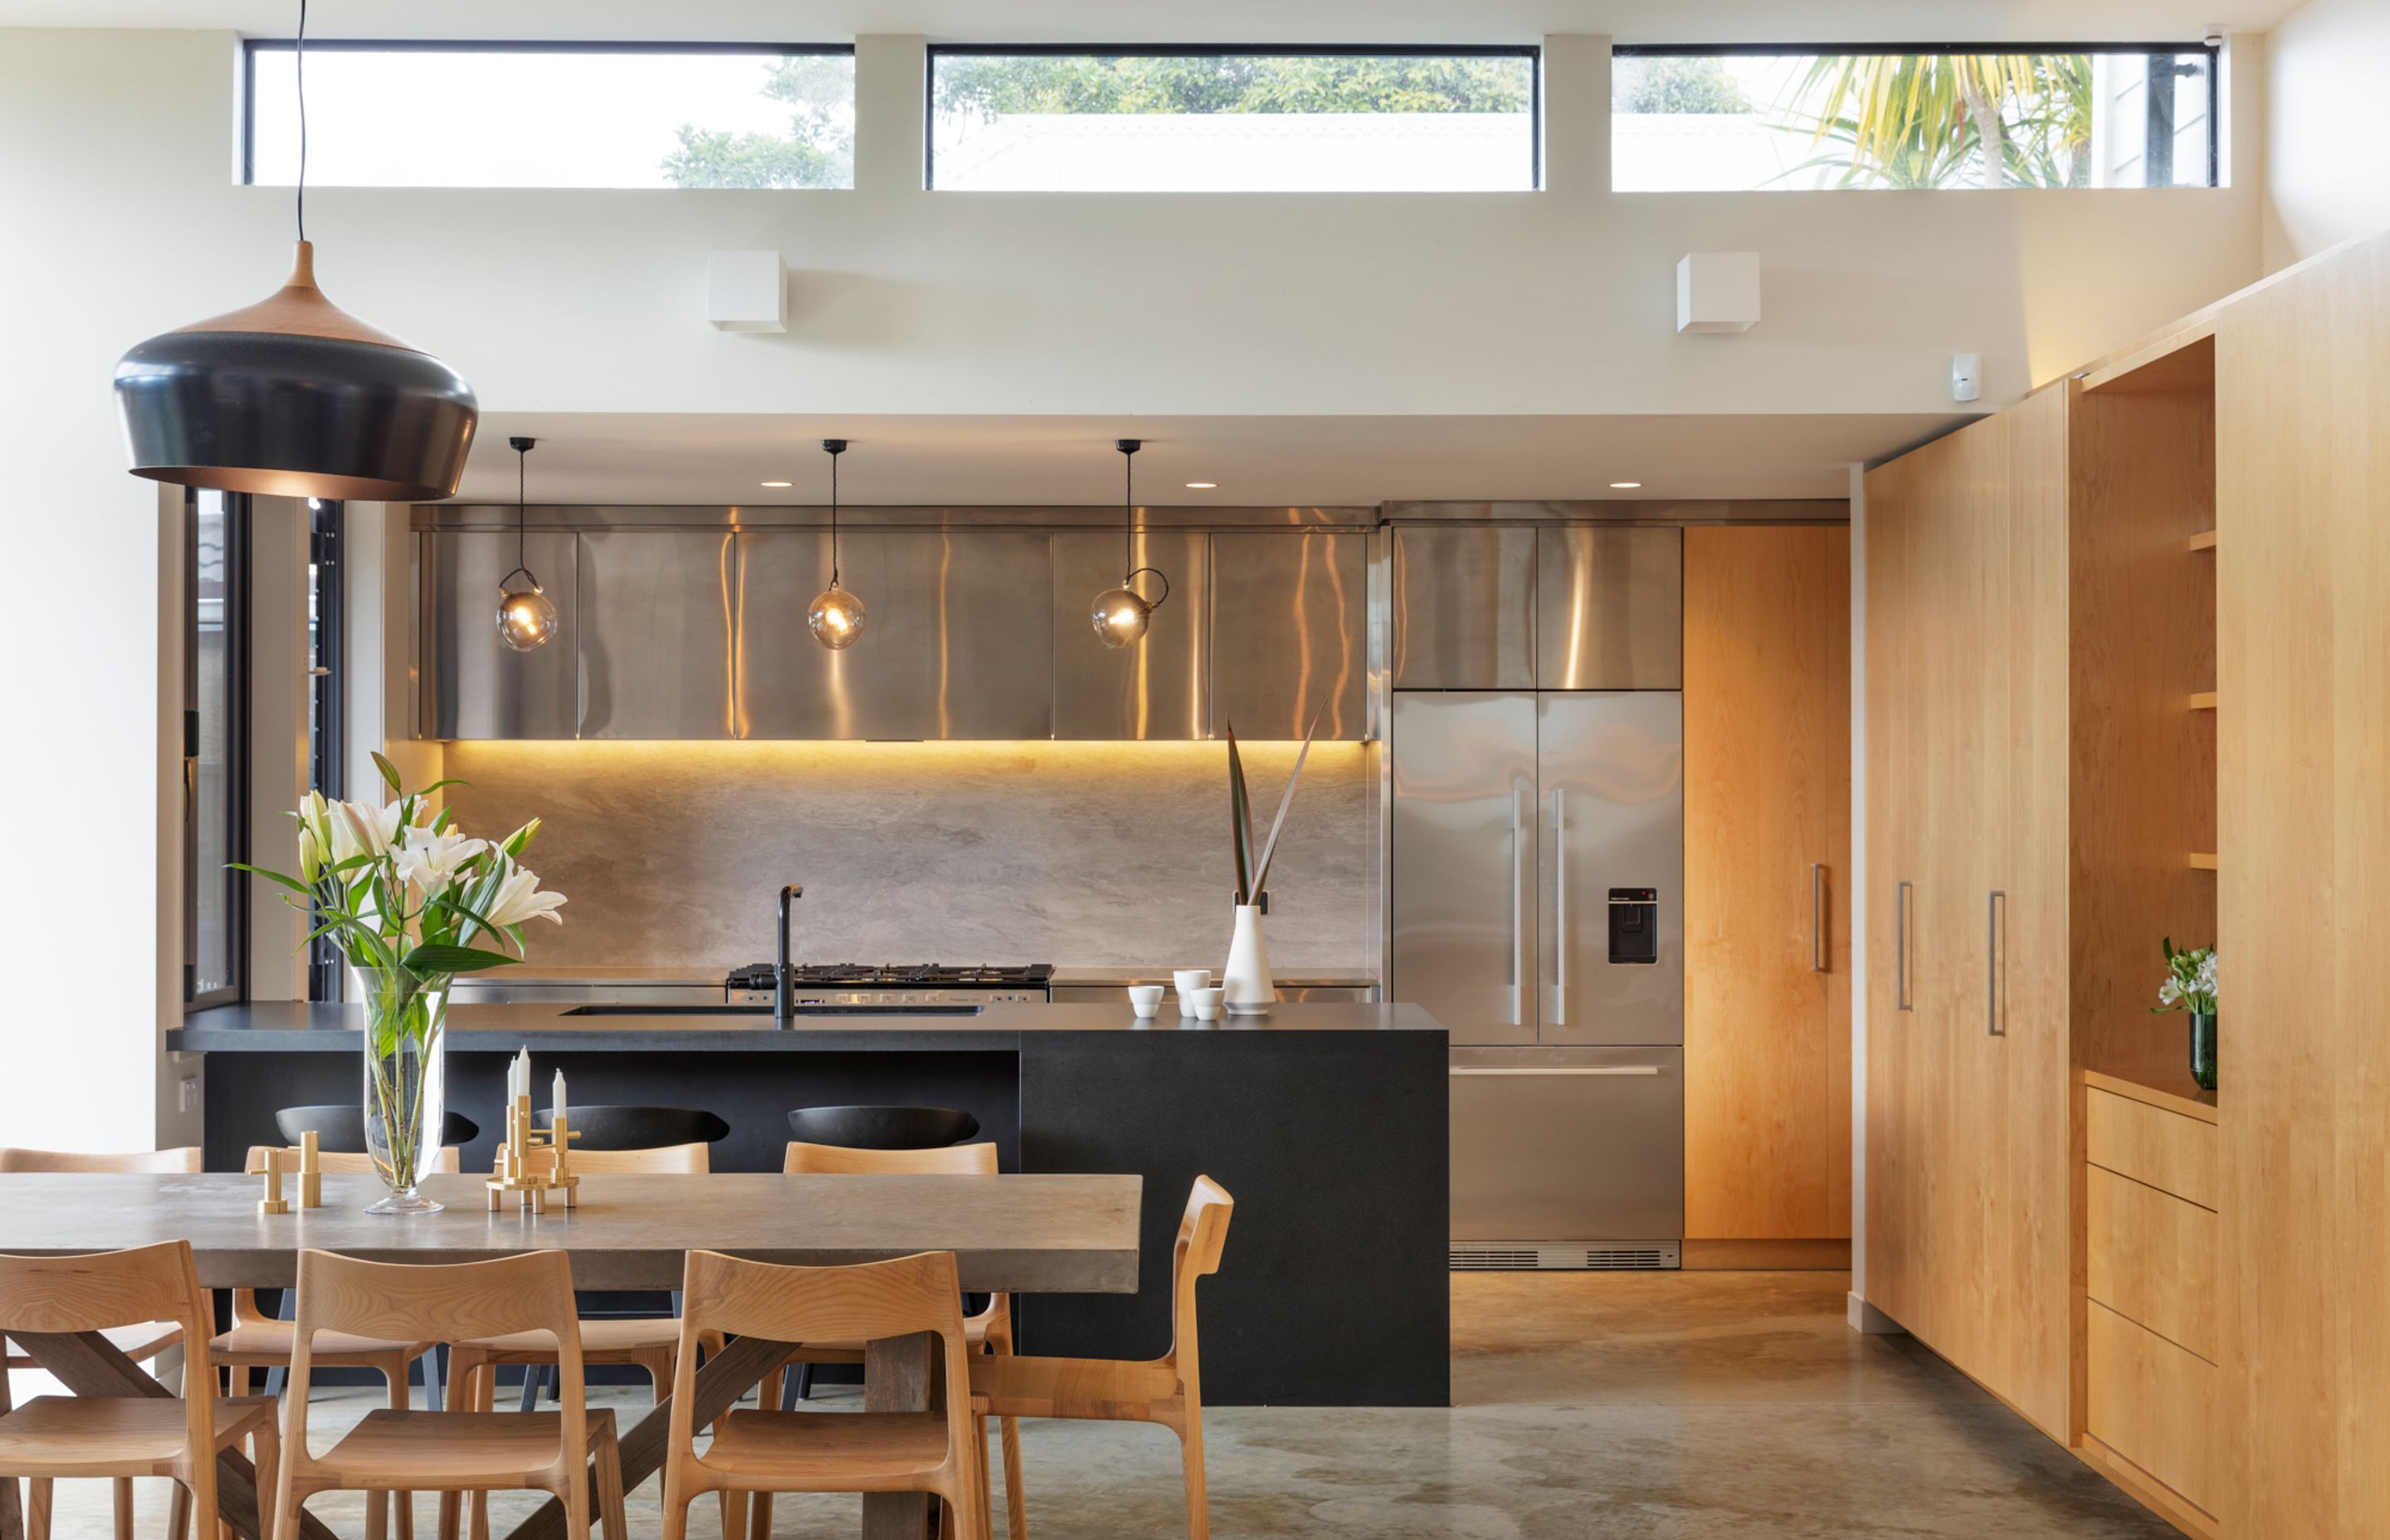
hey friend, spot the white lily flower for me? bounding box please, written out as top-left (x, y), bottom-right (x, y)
top-left (485, 856), bottom-right (568, 929)
top-left (392, 826), bottom-right (489, 900)
top-left (327, 797), bottom-right (409, 863)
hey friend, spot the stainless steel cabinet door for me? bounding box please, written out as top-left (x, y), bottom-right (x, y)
top-left (1211, 530), bottom-right (1368, 739)
top-left (1539, 690), bottom-right (1684, 1045)
top-left (1390, 525), bottom-right (1537, 689)
top-left (1537, 526), bottom-right (1682, 689)
top-left (1449, 1046), bottom-right (1685, 1241)
top-left (577, 530), bottom-right (739, 738)
top-left (736, 530), bottom-right (1054, 739)
top-left (423, 531), bottom-right (578, 739)
top-left (1051, 529), bottom-right (1210, 739)
top-left (1390, 691), bottom-right (1539, 1046)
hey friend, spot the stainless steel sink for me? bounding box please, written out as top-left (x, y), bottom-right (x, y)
top-left (558, 1003), bottom-right (983, 1018)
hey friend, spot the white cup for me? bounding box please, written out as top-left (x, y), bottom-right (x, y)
top-left (1173, 969), bottom-right (1212, 1011)
top-left (1127, 985), bottom-right (1165, 1018)
top-left (1188, 986), bottom-right (1227, 1021)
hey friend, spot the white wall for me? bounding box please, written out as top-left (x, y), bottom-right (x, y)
top-left (2261, 0), bottom-right (2390, 271)
top-left (0, 22), bottom-right (2271, 1149)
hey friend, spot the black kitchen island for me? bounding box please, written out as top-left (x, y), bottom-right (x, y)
top-left (169, 1000), bottom-right (1449, 1407)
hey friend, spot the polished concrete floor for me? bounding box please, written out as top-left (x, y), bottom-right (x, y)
top-left (22, 1271), bottom-right (2178, 1538)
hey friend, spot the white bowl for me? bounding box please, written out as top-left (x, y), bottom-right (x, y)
top-left (1172, 968), bottom-right (1212, 1008)
top-left (1127, 985), bottom-right (1165, 1017)
top-left (1188, 986), bottom-right (1226, 1021)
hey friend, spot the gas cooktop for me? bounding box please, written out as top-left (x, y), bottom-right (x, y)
top-left (723, 962), bottom-right (1055, 1007)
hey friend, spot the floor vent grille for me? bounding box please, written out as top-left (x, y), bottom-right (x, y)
top-left (1449, 1242), bottom-right (1681, 1271)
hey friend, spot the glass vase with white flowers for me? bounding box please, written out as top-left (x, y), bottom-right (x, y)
top-left (238, 753), bottom-right (565, 1214)
top-left (2150, 937), bottom-right (2219, 1092)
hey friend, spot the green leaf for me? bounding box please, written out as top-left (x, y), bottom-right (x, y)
top-left (229, 862), bottom-right (315, 899)
top-left (372, 751), bottom-right (402, 794)
top-left (399, 943), bottom-right (521, 974)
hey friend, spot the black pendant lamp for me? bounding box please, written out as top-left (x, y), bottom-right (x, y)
top-left (1090, 439), bottom-right (1168, 648)
top-left (112, 0), bottom-right (477, 502)
top-left (807, 440), bottom-right (866, 650)
top-left (495, 437), bottom-right (558, 652)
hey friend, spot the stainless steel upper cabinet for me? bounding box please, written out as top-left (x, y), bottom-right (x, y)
top-left (577, 529), bottom-right (739, 738)
top-left (1390, 691), bottom-right (1539, 1046)
top-left (422, 530), bottom-right (578, 739)
top-left (1051, 530), bottom-right (1210, 739)
top-left (1210, 530), bottom-right (1368, 739)
top-left (1390, 524), bottom-right (1537, 689)
top-left (736, 529), bottom-right (1053, 739)
top-left (1536, 526), bottom-right (1682, 689)
top-left (1539, 690), bottom-right (1684, 1045)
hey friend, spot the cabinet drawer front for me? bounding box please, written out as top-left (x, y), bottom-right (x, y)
top-left (2087, 1303), bottom-right (2217, 1517)
top-left (2087, 1166), bottom-right (2217, 1357)
top-left (2086, 1087), bottom-right (2217, 1208)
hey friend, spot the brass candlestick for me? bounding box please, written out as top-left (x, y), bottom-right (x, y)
top-left (485, 1094), bottom-right (578, 1212)
top-left (251, 1146), bottom-right (288, 1216)
top-left (248, 1134), bottom-right (325, 1213)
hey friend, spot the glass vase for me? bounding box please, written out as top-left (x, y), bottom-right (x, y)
top-left (2188, 1011), bottom-right (2217, 1093)
top-left (356, 967), bottom-right (449, 1216)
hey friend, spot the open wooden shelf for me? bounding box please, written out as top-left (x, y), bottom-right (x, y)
top-left (2188, 530), bottom-right (2218, 552)
top-left (2188, 852), bottom-right (2219, 870)
top-left (2083, 324), bottom-right (2217, 396)
top-left (2188, 692), bottom-right (2217, 711)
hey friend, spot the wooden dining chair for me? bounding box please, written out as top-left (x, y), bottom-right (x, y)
top-left (967, 1176), bottom-right (1234, 1540)
top-left (1, 1148), bottom-right (206, 1540)
top-left (446, 1143), bottom-right (710, 1425)
top-left (661, 1250), bottom-right (987, 1540)
top-left (740, 1141), bottom-right (1020, 1540)
top-left (214, 1148), bottom-right (459, 1540)
top-left (271, 1250), bottom-right (624, 1540)
top-left (0, 1240), bottom-right (278, 1540)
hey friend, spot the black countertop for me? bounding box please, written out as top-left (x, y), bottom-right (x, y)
top-left (169, 999), bottom-right (1444, 1054)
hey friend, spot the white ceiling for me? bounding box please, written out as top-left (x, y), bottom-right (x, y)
top-left (0, 0), bottom-right (2305, 40)
top-left (446, 412), bottom-right (1959, 506)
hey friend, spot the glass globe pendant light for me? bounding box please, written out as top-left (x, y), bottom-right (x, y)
top-left (808, 439), bottom-right (866, 651)
top-left (495, 436), bottom-right (558, 652)
top-left (1091, 439), bottom-right (1170, 648)
top-left (112, 0), bottom-right (476, 502)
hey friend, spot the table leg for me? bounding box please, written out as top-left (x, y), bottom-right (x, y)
top-left (497, 1333), bottom-right (785, 1540)
top-left (861, 1333), bottom-right (936, 1540)
top-left (2, 1355), bottom-right (20, 1540)
top-left (7, 1332), bottom-right (339, 1540)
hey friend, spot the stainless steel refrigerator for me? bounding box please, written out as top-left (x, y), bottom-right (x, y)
top-left (1391, 688), bottom-right (1685, 1267)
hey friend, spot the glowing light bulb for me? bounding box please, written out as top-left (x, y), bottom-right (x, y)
top-left (496, 586), bottom-right (558, 651)
top-left (809, 583), bottom-right (867, 650)
top-left (1090, 587), bottom-right (1154, 648)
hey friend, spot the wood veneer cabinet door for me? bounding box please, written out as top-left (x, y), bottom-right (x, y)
top-left (1683, 525), bottom-right (1851, 1241)
top-left (1861, 390), bottom-right (2071, 1440)
top-left (2216, 231), bottom-right (2390, 1540)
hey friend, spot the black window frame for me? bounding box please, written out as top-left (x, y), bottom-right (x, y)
top-left (924, 42), bottom-right (1546, 192)
top-left (306, 500), bottom-right (345, 1003)
top-left (1610, 41), bottom-right (2222, 190)
top-left (239, 39), bottom-right (858, 187)
top-left (185, 490), bottom-right (250, 1014)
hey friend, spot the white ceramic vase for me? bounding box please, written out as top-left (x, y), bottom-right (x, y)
top-left (1222, 903), bottom-right (1276, 1015)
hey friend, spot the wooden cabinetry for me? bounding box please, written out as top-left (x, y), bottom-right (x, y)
top-left (1683, 525), bottom-right (1851, 1250)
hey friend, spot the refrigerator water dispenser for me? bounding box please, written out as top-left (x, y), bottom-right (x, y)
top-left (1608, 888), bottom-right (1661, 964)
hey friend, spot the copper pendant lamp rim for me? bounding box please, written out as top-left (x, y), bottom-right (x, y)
top-left (163, 240), bottom-right (427, 354)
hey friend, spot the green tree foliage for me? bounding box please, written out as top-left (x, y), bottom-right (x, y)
top-left (663, 55), bottom-right (855, 188)
top-left (932, 53), bottom-right (1534, 118)
top-left (1774, 53), bottom-right (2094, 189)
top-left (1613, 56), bottom-right (1751, 115)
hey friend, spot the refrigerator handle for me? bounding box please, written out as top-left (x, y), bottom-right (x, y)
top-left (1895, 880), bottom-right (1914, 1011)
top-left (1812, 862), bottom-right (1827, 972)
top-left (1550, 787), bottom-right (1567, 1025)
top-left (1509, 787), bottom-right (1526, 1026)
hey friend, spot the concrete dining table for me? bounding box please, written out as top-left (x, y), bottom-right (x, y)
top-left (0, 1170), bottom-right (1143, 1540)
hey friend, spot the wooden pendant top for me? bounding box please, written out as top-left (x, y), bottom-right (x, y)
top-left (171, 241), bottom-right (426, 353)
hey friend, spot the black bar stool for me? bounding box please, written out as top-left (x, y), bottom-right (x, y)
top-left (276, 1104), bottom-right (481, 1148)
top-left (532, 1104), bottom-right (730, 1150)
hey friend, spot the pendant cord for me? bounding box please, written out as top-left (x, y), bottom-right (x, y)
top-left (828, 444), bottom-right (842, 587)
top-left (295, 0), bottom-right (308, 243)
top-left (516, 442), bottom-right (528, 572)
top-left (1122, 445), bottom-right (1134, 576)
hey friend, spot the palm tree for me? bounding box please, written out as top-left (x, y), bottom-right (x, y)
top-left (1773, 53), bottom-right (2093, 190)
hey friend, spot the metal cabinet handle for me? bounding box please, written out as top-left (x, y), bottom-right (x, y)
top-left (1987, 889), bottom-right (2007, 1036)
top-left (1551, 787), bottom-right (1568, 1026)
top-left (1450, 1065), bottom-right (1664, 1077)
top-left (1811, 862), bottom-right (1826, 973)
top-left (1508, 787), bottom-right (1526, 1027)
top-left (1896, 880), bottom-right (1913, 1011)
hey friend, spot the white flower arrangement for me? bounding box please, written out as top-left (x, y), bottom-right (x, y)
top-left (2152, 938), bottom-right (2217, 1016)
